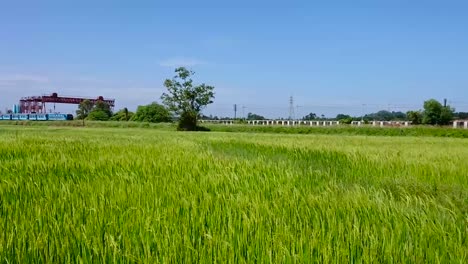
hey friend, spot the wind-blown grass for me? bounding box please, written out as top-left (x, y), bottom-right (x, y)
top-left (0, 126), bottom-right (467, 262)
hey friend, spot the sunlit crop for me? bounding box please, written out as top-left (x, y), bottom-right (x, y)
top-left (0, 126), bottom-right (467, 262)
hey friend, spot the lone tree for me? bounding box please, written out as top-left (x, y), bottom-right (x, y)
top-left (76, 100), bottom-right (94, 120)
top-left (161, 67), bottom-right (215, 131)
top-left (422, 99), bottom-right (454, 125)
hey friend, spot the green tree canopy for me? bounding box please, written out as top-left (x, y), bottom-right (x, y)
top-left (131, 103), bottom-right (171, 123)
top-left (247, 112), bottom-right (265, 120)
top-left (335, 114), bottom-right (351, 120)
top-left (364, 110), bottom-right (406, 121)
top-left (110, 108), bottom-right (134, 121)
top-left (87, 110), bottom-right (111, 121)
top-left (76, 100), bottom-right (94, 120)
top-left (335, 114), bottom-right (353, 124)
top-left (454, 112), bottom-right (468, 119)
top-left (86, 101), bottom-right (113, 121)
top-left (76, 100), bottom-right (113, 121)
top-left (406, 110), bottom-right (423, 125)
top-left (439, 106), bottom-right (455, 125)
top-left (422, 99), bottom-right (454, 125)
top-left (161, 67), bottom-right (215, 131)
top-left (302, 113), bottom-right (318, 120)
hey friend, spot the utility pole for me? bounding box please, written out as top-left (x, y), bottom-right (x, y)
top-left (234, 104), bottom-right (237, 119)
top-left (288, 96), bottom-right (295, 120)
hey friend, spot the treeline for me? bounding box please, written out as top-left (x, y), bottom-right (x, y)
top-left (214, 99), bottom-right (466, 126)
top-left (77, 100), bottom-right (172, 123)
top-left (78, 98), bottom-right (467, 126)
top-left (306, 99), bottom-right (466, 125)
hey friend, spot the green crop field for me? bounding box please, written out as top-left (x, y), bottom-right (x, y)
top-left (0, 125), bottom-right (467, 263)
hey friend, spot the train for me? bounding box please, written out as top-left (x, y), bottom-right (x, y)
top-left (0, 113), bottom-right (74, 121)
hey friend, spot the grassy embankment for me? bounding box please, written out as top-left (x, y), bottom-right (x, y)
top-left (2, 120), bottom-right (468, 138)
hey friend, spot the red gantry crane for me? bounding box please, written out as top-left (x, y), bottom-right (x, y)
top-left (19, 93), bottom-right (115, 113)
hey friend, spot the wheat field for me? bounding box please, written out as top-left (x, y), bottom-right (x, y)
top-left (0, 126), bottom-right (467, 263)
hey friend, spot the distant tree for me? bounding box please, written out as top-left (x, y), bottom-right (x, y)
top-left (95, 101), bottom-right (112, 115)
top-left (86, 101), bottom-right (113, 121)
top-left (364, 110), bottom-right (406, 121)
top-left (406, 110), bottom-right (423, 125)
top-left (302, 113), bottom-right (317, 120)
top-left (392, 111), bottom-right (406, 120)
top-left (454, 112), bottom-right (468, 119)
top-left (375, 110), bottom-right (393, 121)
top-left (247, 112), bottom-right (265, 120)
top-left (111, 108), bottom-right (135, 121)
top-left (76, 100), bottom-right (94, 120)
top-left (439, 105), bottom-right (455, 125)
top-left (422, 99), bottom-right (443, 125)
top-left (335, 114), bottom-right (351, 120)
top-left (87, 110), bottom-right (111, 121)
top-left (161, 67), bottom-right (215, 131)
top-left (335, 114), bottom-right (352, 124)
top-left (422, 99), bottom-right (454, 125)
top-left (131, 102), bottom-right (171, 123)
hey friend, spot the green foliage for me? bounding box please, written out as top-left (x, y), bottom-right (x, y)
top-left (0, 126), bottom-right (467, 262)
top-left (335, 114), bottom-right (353, 124)
top-left (131, 102), bottom-right (171, 123)
top-left (422, 99), bottom-right (454, 125)
top-left (455, 112), bottom-right (468, 119)
top-left (110, 108), bottom-right (135, 121)
top-left (176, 110), bottom-right (197, 131)
top-left (302, 113), bottom-right (318, 120)
top-left (76, 99), bottom-right (94, 120)
top-left (161, 67), bottom-right (215, 131)
top-left (339, 118), bottom-right (353, 124)
top-left (364, 110), bottom-right (406, 121)
top-left (335, 114), bottom-right (351, 120)
top-left (93, 101), bottom-right (112, 116)
top-left (422, 99), bottom-right (443, 124)
top-left (77, 100), bottom-right (113, 121)
top-left (246, 112), bottom-right (265, 120)
top-left (406, 110), bottom-right (423, 125)
top-left (87, 110), bottom-right (111, 121)
top-left (440, 105), bottom-right (455, 125)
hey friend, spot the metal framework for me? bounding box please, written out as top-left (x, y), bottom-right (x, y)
top-left (19, 93), bottom-right (115, 113)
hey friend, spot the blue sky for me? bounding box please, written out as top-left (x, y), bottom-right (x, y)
top-left (1, 0), bottom-right (467, 118)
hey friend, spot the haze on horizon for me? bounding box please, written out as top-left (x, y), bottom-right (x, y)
top-left (1, 0), bottom-right (467, 118)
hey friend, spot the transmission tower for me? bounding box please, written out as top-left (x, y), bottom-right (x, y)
top-left (233, 104), bottom-right (237, 119)
top-left (288, 96), bottom-right (295, 120)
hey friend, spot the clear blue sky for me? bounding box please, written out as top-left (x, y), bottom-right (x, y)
top-left (1, 0), bottom-right (467, 118)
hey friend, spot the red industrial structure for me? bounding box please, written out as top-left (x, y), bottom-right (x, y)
top-left (19, 93), bottom-right (115, 113)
